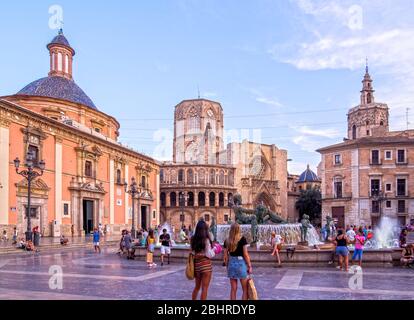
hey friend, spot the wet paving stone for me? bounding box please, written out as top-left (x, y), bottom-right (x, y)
top-left (0, 248), bottom-right (412, 300)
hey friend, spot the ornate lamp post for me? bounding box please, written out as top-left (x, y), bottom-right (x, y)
top-left (124, 177), bottom-right (141, 239)
top-left (14, 152), bottom-right (46, 241)
top-left (179, 192), bottom-right (188, 229)
top-left (228, 196), bottom-right (234, 224)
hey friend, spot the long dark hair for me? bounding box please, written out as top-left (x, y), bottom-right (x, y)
top-left (191, 220), bottom-right (211, 253)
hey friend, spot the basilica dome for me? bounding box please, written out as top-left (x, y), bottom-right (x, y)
top-left (18, 76), bottom-right (97, 110)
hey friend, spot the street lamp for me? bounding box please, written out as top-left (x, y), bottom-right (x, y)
top-left (179, 192), bottom-right (188, 229)
top-left (228, 196), bottom-right (234, 224)
top-left (372, 188), bottom-right (386, 223)
top-left (124, 177), bottom-right (141, 239)
top-left (14, 152), bottom-right (45, 241)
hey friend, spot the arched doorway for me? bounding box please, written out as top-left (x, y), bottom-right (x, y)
top-left (254, 192), bottom-right (277, 212)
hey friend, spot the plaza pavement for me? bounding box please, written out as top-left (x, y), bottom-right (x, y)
top-left (0, 247), bottom-right (412, 300)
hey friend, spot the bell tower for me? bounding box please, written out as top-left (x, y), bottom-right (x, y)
top-left (347, 63), bottom-right (389, 140)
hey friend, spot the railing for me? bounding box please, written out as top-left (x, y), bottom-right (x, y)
top-left (323, 193), bottom-right (352, 200)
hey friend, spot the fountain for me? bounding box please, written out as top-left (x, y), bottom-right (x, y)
top-left (365, 216), bottom-right (400, 250)
top-left (217, 224), bottom-right (323, 247)
top-left (156, 222), bottom-right (190, 248)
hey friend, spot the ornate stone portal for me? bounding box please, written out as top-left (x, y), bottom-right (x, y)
top-left (15, 178), bottom-right (50, 236)
top-left (69, 178), bottom-right (106, 236)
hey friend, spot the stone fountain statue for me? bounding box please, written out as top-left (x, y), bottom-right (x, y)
top-left (232, 194), bottom-right (287, 244)
top-left (325, 215), bottom-right (335, 241)
top-left (300, 214), bottom-right (313, 244)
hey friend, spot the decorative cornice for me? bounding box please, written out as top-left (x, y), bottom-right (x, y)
top-left (0, 99), bottom-right (158, 166)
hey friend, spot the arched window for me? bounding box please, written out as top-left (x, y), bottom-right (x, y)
top-left (187, 116), bottom-right (200, 133)
top-left (219, 170), bottom-right (225, 185)
top-left (198, 169), bottom-right (205, 185)
top-left (188, 192), bottom-right (194, 207)
top-left (141, 176), bottom-right (147, 189)
top-left (52, 53), bottom-right (56, 71)
top-left (228, 172), bottom-right (234, 186)
top-left (352, 125), bottom-right (357, 140)
top-left (367, 93), bottom-right (372, 104)
top-left (228, 193), bottom-right (234, 207)
top-left (116, 169), bottom-right (122, 184)
top-left (170, 192), bottom-right (177, 207)
top-left (198, 192), bottom-right (206, 207)
top-left (171, 170), bottom-right (177, 184)
top-left (209, 192), bottom-right (216, 207)
top-left (57, 52), bottom-right (63, 71)
top-left (85, 161), bottom-right (93, 177)
top-left (210, 169), bottom-right (215, 185)
top-left (380, 121), bottom-right (384, 126)
top-left (219, 193), bottom-right (225, 207)
top-left (160, 169), bottom-right (164, 183)
top-left (160, 193), bottom-right (166, 207)
top-left (178, 169), bottom-right (184, 183)
top-left (179, 192), bottom-right (186, 207)
top-left (65, 54), bottom-right (69, 73)
top-left (187, 169), bottom-right (194, 184)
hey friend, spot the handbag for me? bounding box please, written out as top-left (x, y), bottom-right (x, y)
top-left (247, 275), bottom-right (259, 300)
top-left (146, 252), bottom-right (153, 264)
top-left (185, 253), bottom-right (195, 280)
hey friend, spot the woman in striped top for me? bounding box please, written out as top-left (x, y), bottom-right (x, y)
top-left (191, 220), bottom-right (216, 300)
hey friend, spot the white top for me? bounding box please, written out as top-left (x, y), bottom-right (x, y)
top-left (272, 235), bottom-right (283, 246)
top-left (204, 239), bottom-right (216, 259)
top-left (193, 239), bottom-right (215, 259)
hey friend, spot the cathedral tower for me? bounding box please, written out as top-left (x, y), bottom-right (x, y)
top-left (347, 64), bottom-right (389, 140)
top-left (173, 99), bottom-right (224, 164)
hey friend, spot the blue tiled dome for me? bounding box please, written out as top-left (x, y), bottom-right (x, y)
top-left (47, 29), bottom-right (74, 54)
top-left (17, 76), bottom-right (97, 110)
top-left (297, 165), bottom-right (320, 183)
top-left (50, 33), bottom-right (71, 47)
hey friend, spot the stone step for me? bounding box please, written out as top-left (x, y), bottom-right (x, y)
top-left (0, 241), bottom-right (119, 255)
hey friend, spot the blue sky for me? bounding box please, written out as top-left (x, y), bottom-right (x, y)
top-left (1, 0), bottom-right (414, 174)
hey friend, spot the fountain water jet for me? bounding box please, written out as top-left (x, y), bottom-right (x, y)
top-left (217, 224), bottom-right (323, 247)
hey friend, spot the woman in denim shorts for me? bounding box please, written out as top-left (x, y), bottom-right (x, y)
top-left (224, 223), bottom-right (252, 300)
top-left (335, 229), bottom-right (349, 271)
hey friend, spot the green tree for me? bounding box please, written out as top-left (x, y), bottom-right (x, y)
top-left (295, 187), bottom-right (322, 225)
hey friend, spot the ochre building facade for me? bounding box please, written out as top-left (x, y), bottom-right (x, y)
top-left (0, 31), bottom-right (160, 237)
top-left (318, 67), bottom-right (414, 228)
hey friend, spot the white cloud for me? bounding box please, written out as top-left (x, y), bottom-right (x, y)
top-left (249, 88), bottom-right (283, 108)
top-left (288, 161), bottom-right (312, 175)
top-left (270, 0), bottom-right (414, 131)
top-left (292, 135), bottom-right (325, 153)
top-left (292, 126), bottom-right (341, 138)
top-left (256, 97), bottom-right (283, 107)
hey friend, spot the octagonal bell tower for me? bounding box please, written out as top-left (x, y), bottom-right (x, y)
top-left (173, 99), bottom-right (224, 164)
top-left (347, 64), bottom-right (389, 140)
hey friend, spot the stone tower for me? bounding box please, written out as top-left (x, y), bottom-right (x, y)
top-left (347, 65), bottom-right (389, 140)
top-left (173, 99), bottom-right (224, 164)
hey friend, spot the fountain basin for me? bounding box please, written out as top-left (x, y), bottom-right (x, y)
top-left (132, 246), bottom-right (396, 267)
top-left (217, 224), bottom-right (323, 247)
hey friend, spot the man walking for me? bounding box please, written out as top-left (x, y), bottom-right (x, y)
top-left (159, 228), bottom-right (172, 266)
top-left (93, 228), bottom-right (101, 254)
